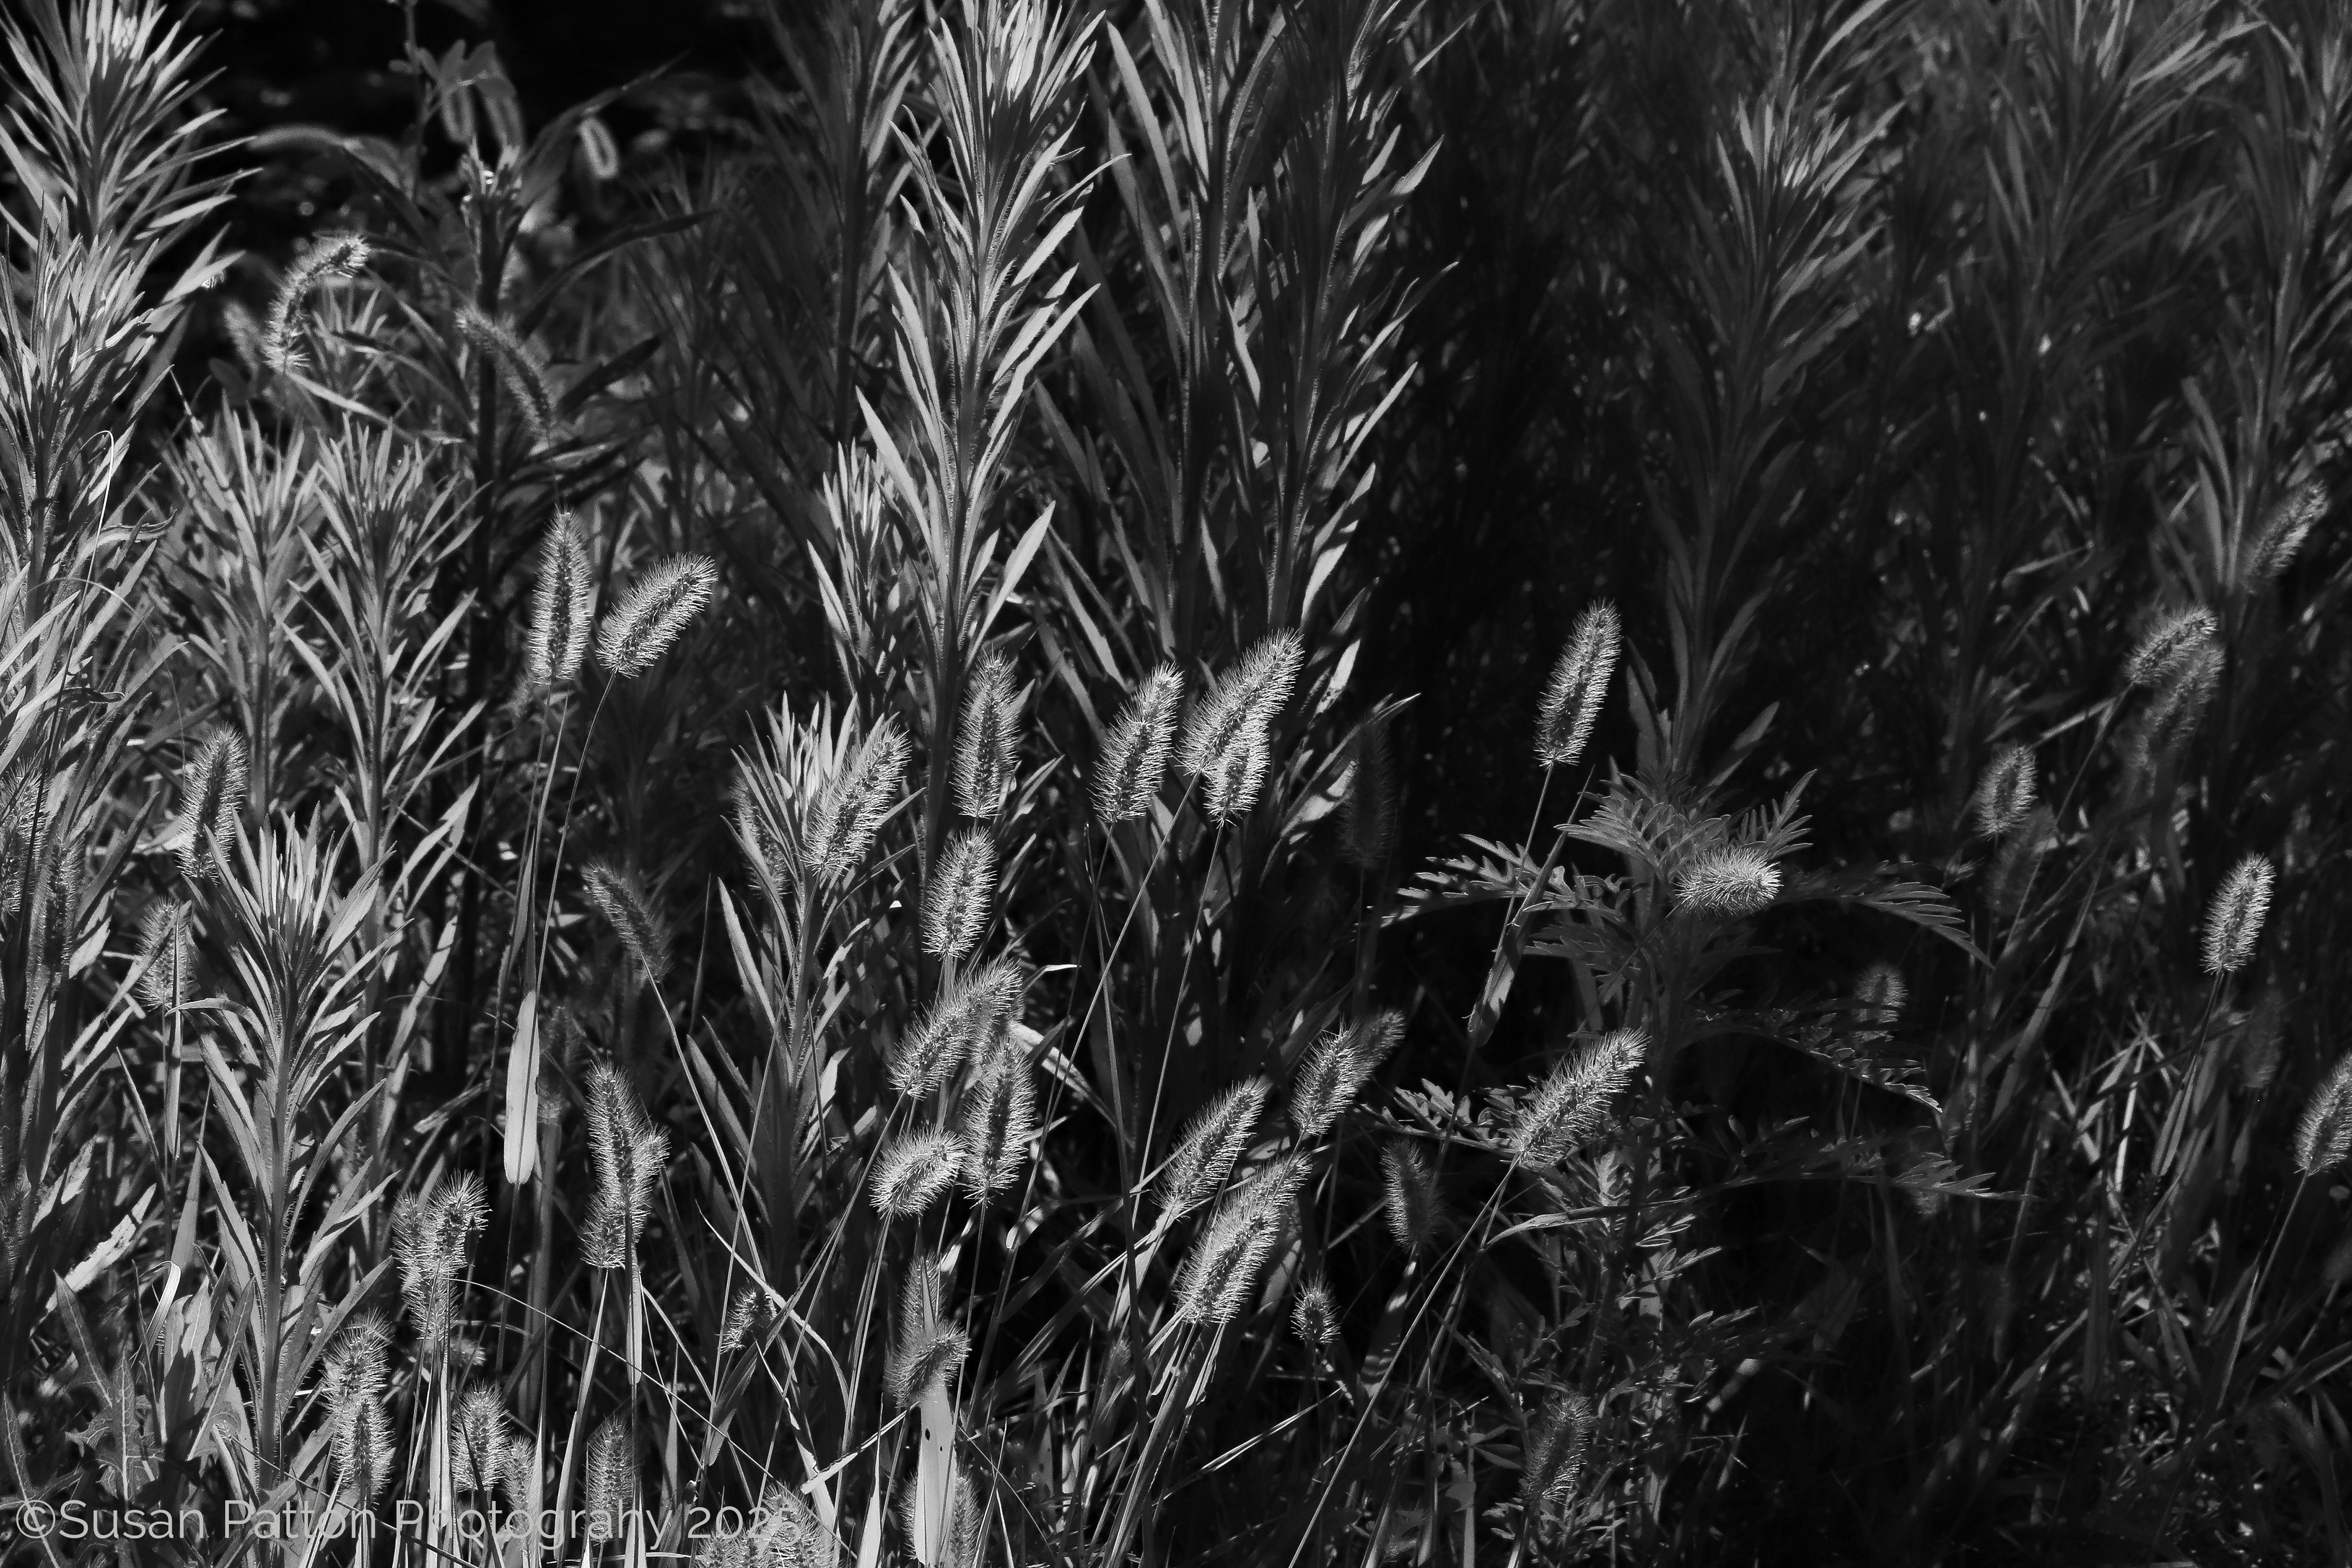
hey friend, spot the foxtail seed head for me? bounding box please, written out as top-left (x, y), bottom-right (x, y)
top-left (1292, 1277), bottom-right (1338, 1349)
top-left (524, 512), bottom-right (595, 687)
top-left (1674, 845), bottom-right (1781, 916)
top-left (958, 1051), bottom-right (1041, 1201)
top-left (2123, 605), bottom-right (2218, 689)
top-left (134, 901), bottom-right (192, 1010)
top-left (1181, 632), bottom-right (1304, 823)
top-left (884, 1258), bottom-right (970, 1407)
top-left (1512, 1029), bottom-right (1646, 1165)
top-left (453, 1384), bottom-right (513, 1493)
top-left (583, 861), bottom-right (674, 982)
top-left (1159, 1076), bottom-right (1271, 1216)
top-left (952, 651), bottom-right (1020, 819)
top-left (922, 829), bottom-right (997, 962)
top-left (582, 1062), bottom-right (667, 1270)
top-left (1536, 602), bottom-right (1621, 769)
top-left (171, 730), bottom-right (247, 881)
top-left (1852, 962), bottom-right (1906, 1034)
top-left (808, 719), bottom-right (907, 889)
top-left (871, 1130), bottom-right (962, 1219)
top-left (394, 1172), bottom-right (487, 1353)
top-left (2201, 854), bottom-right (2274, 976)
top-left (321, 1315), bottom-right (394, 1505)
top-left (1093, 663), bottom-right (1182, 824)
top-left (1972, 746), bottom-right (2035, 837)
top-left (1381, 1141), bottom-right (1437, 1256)
top-left (583, 1417), bottom-right (638, 1541)
top-left (1288, 1011), bottom-right (1403, 1140)
top-left (2126, 641), bottom-right (2224, 772)
top-left (890, 956), bottom-right (1028, 1097)
top-left (2294, 1054), bottom-right (2352, 1175)
top-left (2250, 480), bottom-right (2326, 583)
top-left (1520, 1389), bottom-right (1597, 1516)
top-left (262, 232), bottom-right (370, 374)
top-left (455, 307), bottom-right (559, 445)
top-left (719, 1284), bottom-right (778, 1354)
top-left (1174, 1154), bottom-right (1306, 1327)
top-left (595, 555), bottom-right (719, 678)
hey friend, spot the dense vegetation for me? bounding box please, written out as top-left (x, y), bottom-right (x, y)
top-left (5, 0), bottom-right (2352, 1562)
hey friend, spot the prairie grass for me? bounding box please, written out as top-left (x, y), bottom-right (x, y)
top-left (8, 0), bottom-right (2352, 1564)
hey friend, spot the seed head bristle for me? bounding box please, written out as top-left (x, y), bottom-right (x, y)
top-left (594, 554), bottom-right (719, 678)
top-left (1380, 1140), bottom-right (1437, 1256)
top-left (524, 512), bottom-right (595, 688)
top-left (1288, 1010), bottom-right (1403, 1139)
top-left (1852, 962), bottom-right (1906, 1033)
top-left (808, 719), bottom-right (908, 888)
top-left (1175, 1154), bottom-right (1307, 1327)
top-left (2126, 641), bottom-right (2224, 771)
top-left (1292, 1277), bottom-right (1338, 1349)
top-left (1180, 632), bottom-right (1305, 823)
top-left (2250, 479), bottom-right (2326, 583)
top-left (1340, 717), bottom-right (1398, 871)
top-left (871, 1130), bottom-right (963, 1219)
top-left (952, 651), bottom-right (1021, 819)
top-left (748, 1480), bottom-right (834, 1568)
top-left (2123, 605), bottom-right (2219, 689)
top-left (2201, 853), bottom-right (2274, 976)
top-left (583, 860), bottom-right (674, 982)
top-left (171, 730), bottom-right (248, 881)
top-left (884, 1258), bottom-right (970, 1407)
top-left (1536, 602), bottom-right (1621, 769)
top-left (923, 828), bottom-right (997, 961)
top-left (455, 306), bottom-right (559, 445)
top-left (321, 1315), bottom-right (394, 1505)
top-left (584, 1416), bottom-right (638, 1541)
top-left (1972, 745), bottom-right (2035, 837)
top-left (2294, 1053), bottom-right (2352, 1176)
top-left (1674, 844), bottom-right (1780, 916)
top-left (134, 901), bottom-right (192, 1010)
top-left (261, 231), bottom-right (370, 374)
top-left (1159, 1076), bottom-right (1271, 1216)
top-left (720, 1285), bottom-right (777, 1355)
top-left (1520, 1389), bottom-right (1596, 1516)
top-left (890, 956), bottom-right (1028, 1097)
top-left (394, 1172), bottom-right (487, 1353)
top-left (582, 1062), bottom-right (667, 1271)
top-left (1093, 662), bottom-right (1183, 825)
top-left (453, 1384), bottom-right (513, 1493)
top-left (1512, 1029), bottom-right (1646, 1165)
top-left (958, 1052), bottom-right (1041, 1200)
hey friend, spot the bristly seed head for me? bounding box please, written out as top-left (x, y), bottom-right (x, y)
top-left (455, 307), bottom-right (560, 445)
top-left (583, 1416), bottom-right (638, 1541)
top-left (171, 730), bottom-right (247, 881)
top-left (952, 651), bottom-right (1021, 819)
top-left (582, 1062), bottom-right (668, 1272)
top-left (1159, 1076), bottom-right (1271, 1217)
top-left (595, 555), bottom-right (719, 678)
top-left (1292, 1277), bottom-right (1338, 1349)
top-left (1174, 1154), bottom-right (1307, 1327)
top-left (1288, 1011), bottom-right (1403, 1140)
top-left (2294, 1053), bottom-right (2352, 1175)
top-left (718, 1284), bottom-right (778, 1355)
top-left (1674, 845), bottom-right (1781, 916)
top-left (134, 901), bottom-right (193, 1010)
top-left (582, 860), bottom-right (674, 982)
top-left (262, 232), bottom-right (370, 374)
top-left (2250, 479), bottom-right (2326, 583)
top-left (923, 828), bottom-right (997, 962)
top-left (1972, 745), bottom-right (2035, 837)
top-left (1520, 1389), bottom-right (1597, 1518)
top-left (394, 1172), bottom-right (487, 1354)
top-left (1339, 717), bottom-right (1398, 871)
top-left (884, 1257), bottom-right (970, 1407)
top-left (320, 1315), bottom-right (394, 1505)
top-left (524, 512), bottom-right (595, 689)
top-left (1536, 602), bottom-right (1621, 770)
top-left (2201, 853), bottom-right (2274, 976)
top-left (808, 719), bottom-right (908, 889)
top-left (453, 1384), bottom-right (513, 1494)
top-left (1093, 662), bottom-right (1183, 825)
top-left (2123, 605), bottom-right (2219, 689)
top-left (1852, 962), bottom-right (1906, 1034)
top-left (959, 1051), bottom-right (1041, 1201)
top-left (871, 1130), bottom-right (963, 1219)
top-left (1181, 632), bottom-right (1305, 823)
top-left (2126, 640), bottom-right (2224, 773)
top-left (1380, 1140), bottom-right (1438, 1256)
top-left (1512, 1029), bottom-right (1646, 1165)
top-left (890, 956), bottom-right (1028, 1097)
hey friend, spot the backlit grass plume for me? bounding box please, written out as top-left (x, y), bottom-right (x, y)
top-left (808, 718), bottom-right (909, 888)
top-left (886, 1258), bottom-right (971, 1407)
top-left (594, 554), bottom-right (720, 678)
top-left (455, 306), bottom-right (559, 445)
top-left (1536, 601), bottom-right (1621, 769)
top-left (2123, 605), bottom-right (2219, 688)
top-left (1520, 1389), bottom-right (1597, 1518)
top-left (1381, 1140), bottom-right (1437, 1256)
top-left (958, 1050), bottom-right (1041, 1200)
top-left (1853, 962), bottom-right (1906, 1033)
top-left (2295, 1054), bottom-right (2352, 1175)
top-left (394, 1172), bottom-right (487, 1354)
top-left (1512, 1030), bottom-right (1646, 1165)
top-left (320, 1315), bottom-right (394, 1506)
top-left (524, 511), bottom-right (595, 688)
top-left (2127, 640), bottom-right (2224, 771)
top-left (1093, 662), bottom-right (1182, 824)
top-left (719, 1285), bottom-right (778, 1355)
top-left (453, 1383), bottom-right (514, 1493)
top-left (890, 956), bottom-right (1027, 1096)
top-left (133, 900), bottom-right (191, 1010)
top-left (871, 1130), bottom-right (962, 1219)
top-left (1288, 1010), bottom-right (1403, 1139)
top-left (584, 1415), bottom-right (638, 1541)
top-left (1972, 745), bottom-right (2036, 836)
top-left (1182, 632), bottom-right (1305, 822)
top-left (1159, 1076), bottom-right (1271, 1216)
top-left (1292, 1277), bottom-right (1338, 1349)
top-left (2250, 479), bottom-right (2327, 583)
top-left (169, 728), bottom-right (246, 880)
top-left (582, 1063), bottom-right (668, 1271)
top-left (923, 827), bottom-right (995, 961)
top-left (261, 230), bottom-right (369, 373)
top-left (1176, 1154), bottom-right (1307, 1327)
top-left (952, 650), bottom-right (1020, 818)
top-left (1674, 844), bottom-right (1781, 915)
top-left (2202, 853), bottom-right (2274, 976)
top-left (583, 860), bottom-right (674, 982)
